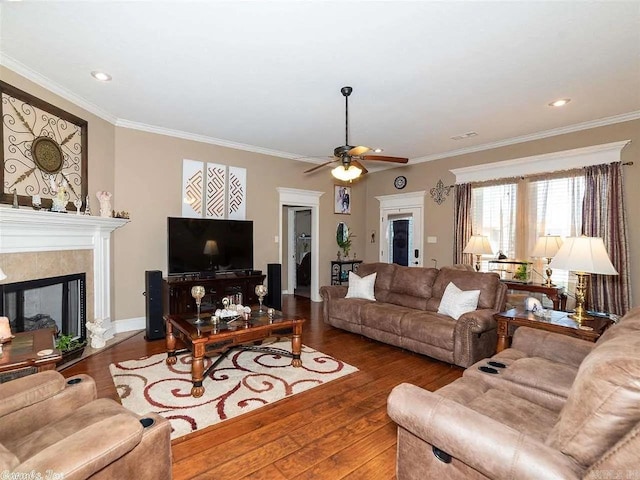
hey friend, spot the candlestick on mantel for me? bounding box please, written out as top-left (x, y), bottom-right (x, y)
top-left (0, 316), bottom-right (12, 342)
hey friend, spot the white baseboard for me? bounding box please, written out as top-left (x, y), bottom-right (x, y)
top-left (114, 316), bottom-right (145, 333)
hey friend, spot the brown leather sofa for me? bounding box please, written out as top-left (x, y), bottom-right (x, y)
top-left (320, 263), bottom-right (507, 368)
top-left (0, 370), bottom-right (172, 479)
top-left (387, 306), bottom-right (640, 479)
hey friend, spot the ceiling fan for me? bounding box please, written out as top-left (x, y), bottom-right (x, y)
top-left (304, 86), bottom-right (409, 181)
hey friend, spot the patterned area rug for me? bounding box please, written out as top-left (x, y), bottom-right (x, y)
top-left (109, 340), bottom-right (358, 439)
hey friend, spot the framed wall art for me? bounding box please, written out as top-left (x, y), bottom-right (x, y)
top-left (1, 81), bottom-right (88, 211)
top-left (181, 159), bottom-right (247, 220)
top-left (334, 185), bottom-right (351, 215)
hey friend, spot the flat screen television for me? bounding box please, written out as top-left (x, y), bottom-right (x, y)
top-left (168, 217), bottom-right (253, 275)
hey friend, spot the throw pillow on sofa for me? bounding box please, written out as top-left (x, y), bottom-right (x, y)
top-left (345, 271), bottom-right (377, 301)
top-left (437, 282), bottom-right (480, 320)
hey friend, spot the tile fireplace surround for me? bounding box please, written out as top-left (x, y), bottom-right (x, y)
top-left (0, 206), bottom-right (127, 339)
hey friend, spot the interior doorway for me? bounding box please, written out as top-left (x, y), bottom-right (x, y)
top-left (278, 188), bottom-right (324, 302)
top-left (287, 208), bottom-right (312, 298)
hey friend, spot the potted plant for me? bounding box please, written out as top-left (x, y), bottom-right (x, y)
top-left (55, 334), bottom-right (87, 366)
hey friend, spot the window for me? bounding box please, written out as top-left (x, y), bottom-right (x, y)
top-left (471, 183), bottom-right (517, 259)
top-left (470, 172), bottom-right (585, 287)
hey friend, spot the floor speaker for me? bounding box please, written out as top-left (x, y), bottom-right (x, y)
top-left (144, 270), bottom-right (165, 340)
top-left (266, 263), bottom-right (282, 311)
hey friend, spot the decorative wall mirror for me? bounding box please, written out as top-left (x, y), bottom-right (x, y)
top-left (336, 222), bottom-right (349, 248)
top-left (1, 80), bottom-right (88, 210)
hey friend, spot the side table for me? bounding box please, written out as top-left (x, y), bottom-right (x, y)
top-left (331, 260), bottom-right (363, 285)
top-left (501, 281), bottom-right (567, 311)
top-left (495, 307), bottom-right (612, 352)
top-left (0, 328), bottom-right (61, 383)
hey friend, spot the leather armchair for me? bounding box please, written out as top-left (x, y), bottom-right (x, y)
top-left (388, 305), bottom-right (640, 479)
top-left (0, 370), bottom-right (172, 480)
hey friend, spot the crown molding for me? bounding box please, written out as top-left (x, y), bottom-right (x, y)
top-left (114, 119), bottom-right (300, 160)
top-left (450, 140), bottom-right (631, 184)
top-left (0, 53), bottom-right (118, 124)
top-left (411, 111), bottom-right (640, 165)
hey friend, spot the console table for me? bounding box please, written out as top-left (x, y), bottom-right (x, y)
top-left (162, 273), bottom-right (266, 316)
top-left (331, 260), bottom-right (362, 285)
top-left (502, 281), bottom-right (567, 311)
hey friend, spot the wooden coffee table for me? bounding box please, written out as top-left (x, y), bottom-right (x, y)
top-left (495, 307), bottom-right (612, 352)
top-left (165, 309), bottom-right (305, 397)
top-left (0, 328), bottom-right (61, 383)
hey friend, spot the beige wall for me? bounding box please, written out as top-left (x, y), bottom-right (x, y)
top-left (364, 119), bottom-right (640, 306)
top-left (3, 64), bottom-right (636, 319)
top-left (0, 66), bottom-right (368, 321)
top-left (112, 128), bottom-right (367, 319)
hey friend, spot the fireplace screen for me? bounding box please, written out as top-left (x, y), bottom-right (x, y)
top-left (0, 273), bottom-right (86, 341)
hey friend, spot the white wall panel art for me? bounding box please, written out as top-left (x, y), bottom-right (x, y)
top-left (228, 166), bottom-right (247, 220)
top-left (206, 163), bottom-right (226, 219)
top-left (182, 160), bottom-right (246, 220)
top-left (181, 159), bottom-right (204, 218)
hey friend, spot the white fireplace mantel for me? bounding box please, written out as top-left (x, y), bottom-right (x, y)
top-left (0, 206), bottom-right (128, 337)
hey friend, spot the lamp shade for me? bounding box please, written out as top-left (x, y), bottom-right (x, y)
top-left (0, 267), bottom-right (6, 282)
top-left (203, 240), bottom-right (219, 255)
top-left (531, 235), bottom-right (563, 258)
top-left (331, 165), bottom-right (362, 182)
top-left (549, 236), bottom-right (618, 275)
top-left (463, 235), bottom-right (494, 255)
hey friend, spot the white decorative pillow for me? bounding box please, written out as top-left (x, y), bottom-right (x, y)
top-left (438, 282), bottom-right (480, 320)
top-left (345, 271), bottom-right (377, 301)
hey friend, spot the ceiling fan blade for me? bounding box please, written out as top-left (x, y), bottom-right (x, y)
top-left (360, 155), bottom-right (409, 164)
top-left (351, 159), bottom-right (368, 175)
top-left (304, 158), bottom-right (338, 173)
top-left (348, 145), bottom-right (371, 157)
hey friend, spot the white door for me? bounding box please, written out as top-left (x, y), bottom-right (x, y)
top-left (381, 208), bottom-right (423, 266)
top-left (377, 191), bottom-right (425, 267)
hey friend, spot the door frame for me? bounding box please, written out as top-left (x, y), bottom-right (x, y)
top-left (376, 191), bottom-right (426, 267)
top-left (286, 207), bottom-right (311, 295)
top-left (278, 188), bottom-right (324, 302)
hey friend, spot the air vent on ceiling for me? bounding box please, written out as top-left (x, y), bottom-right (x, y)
top-left (450, 131), bottom-right (478, 141)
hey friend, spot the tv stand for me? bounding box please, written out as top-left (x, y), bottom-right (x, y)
top-left (162, 273), bottom-right (266, 316)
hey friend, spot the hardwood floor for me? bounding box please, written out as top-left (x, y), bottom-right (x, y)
top-left (61, 295), bottom-right (463, 479)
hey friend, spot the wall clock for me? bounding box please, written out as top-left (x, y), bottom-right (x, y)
top-left (394, 175), bottom-right (407, 190)
top-left (1, 80), bottom-right (88, 210)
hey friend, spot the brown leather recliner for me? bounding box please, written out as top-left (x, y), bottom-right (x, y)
top-left (0, 370), bottom-right (172, 479)
top-left (387, 306), bottom-right (640, 479)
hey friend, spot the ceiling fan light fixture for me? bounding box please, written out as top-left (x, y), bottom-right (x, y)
top-left (331, 165), bottom-right (362, 182)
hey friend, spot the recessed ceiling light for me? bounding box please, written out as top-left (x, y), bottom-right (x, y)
top-left (372, 148), bottom-right (384, 153)
top-left (548, 98), bottom-right (571, 107)
top-left (91, 71), bottom-right (112, 82)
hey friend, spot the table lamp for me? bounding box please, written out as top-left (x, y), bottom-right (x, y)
top-left (0, 317), bottom-right (11, 349)
top-left (531, 235), bottom-right (563, 287)
top-left (203, 240), bottom-right (219, 270)
top-left (463, 235), bottom-right (494, 272)
top-left (549, 236), bottom-right (618, 325)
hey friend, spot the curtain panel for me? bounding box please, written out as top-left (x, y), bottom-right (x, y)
top-left (582, 162), bottom-right (631, 315)
top-left (454, 183), bottom-right (472, 265)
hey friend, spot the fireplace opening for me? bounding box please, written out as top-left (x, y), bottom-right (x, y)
top-left (0, 273), bottom-right (86, 342)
